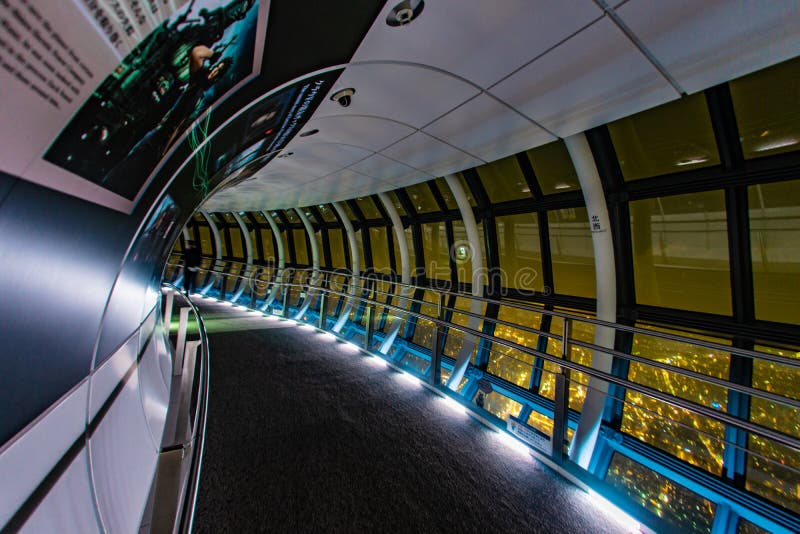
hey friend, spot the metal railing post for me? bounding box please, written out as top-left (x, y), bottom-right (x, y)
top-left (282, 284), bottom-right (290, 318)
top-left (218, 273), bottom-right (227, 301)
top-left (552, 318), bottom-right (572, 461)
top-left (318, 292), bottom-right (327, 330)
top-left (429, 292), bottom-right (446, 386)
top-left (364, 303), bottom-right (374, 351)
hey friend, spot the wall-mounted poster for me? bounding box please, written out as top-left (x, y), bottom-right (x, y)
top-left (0, 0), bottom-right (268, 212)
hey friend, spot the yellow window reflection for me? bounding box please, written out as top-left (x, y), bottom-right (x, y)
top-left (496, 213), bottom-right (543, 292)
top-left (328, 228), bottom-right (346, 268)
top-left (421, 222), bottom-right (450, 280)
top-left (630, 190), bottom-right (731, 315)
top-left (406, 182), bottom-right (439, 213)
top-left (549, 207), bottom-right (596, 298)
top-left (608, 93), bottom-right (719, 181)
top-left (293, 229), bottom-right (308, 265)
top-left (749, 180), bottom-right (800, 324)
top-left (476, 155), bottom-right (530, 203)
top-left (369, 227), bottom-right (391, 274)
top-left (730, 56), bottom-right (800, 159)
top-left (526, 140), bottom-right (580, 194)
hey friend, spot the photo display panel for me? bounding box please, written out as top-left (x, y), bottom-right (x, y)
top-left (0, 0), bottom-right (268, 211)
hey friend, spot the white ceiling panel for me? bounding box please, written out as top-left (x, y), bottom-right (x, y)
top-left (380, 131), bottom-right (483, 177)
top-left (423, 93), bottom-right (557, 162)
top-left (616, 0), bottom-right (800, 94)
top-left (267, 142), bottom-right (374, 177)
top-left (348, 154), bottom-right (429, 185)
top-left (490, 16), bottom-right (678, 137)
top-left (314, 63), bottom-right (480, 129)
top-left (353, 0), bottom-right (602, 89)
top-left (290, 115), bottom-right (415, 152)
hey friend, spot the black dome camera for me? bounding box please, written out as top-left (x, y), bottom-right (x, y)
top-left (330, 88), bottom-right (356, 107)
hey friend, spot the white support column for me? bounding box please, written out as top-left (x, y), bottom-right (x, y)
top-left (331, 201), bottom-right (359, 333)
top-left (199, 211), bottom-right (223, 295)
top-left (377, 192), bottom-right (411, 353)
top-left (231, 212), bottom-right (254, 302)
top-left (260, 210), bottom-right (286, 311)
top-left (443, 174), bottom-right (485, 391)
top-left (293, 208), bottom-right (321, 319)
top-left (563, 133), bottom-right (617, 469)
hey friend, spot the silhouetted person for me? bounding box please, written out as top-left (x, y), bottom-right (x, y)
top-left (183, 240), bottom-right (202, 295)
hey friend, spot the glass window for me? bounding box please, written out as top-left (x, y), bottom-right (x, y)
top-left (622, 325), bottom-right (729, 474)
top-left (421, 222), bottom-right (450, 280)
top-left (248, 229), bottom-right (259, 261)
top-left (220, 212), bottom-right (236, 223)
top-left (476, 155), bottom-right (530, 203)
top-left (482, 393), bottom-right (522, 422)
top-left (541, 311), bottom-right (594, 411)
top-left (730, 57), bottom-right (800, 159)
top-left (737, 518), bottom-right (770, 534)
top-left (630, 190), bottom-right (731, 315)
top-left (293, 229), bottom-right (309, 265)
top-left (443, 297), bottom-right (485, 364)
top-left (406, 182), bottom-right (440, 213)
top-left (250, 211), bottom-right (267, 223)
top-left (284, 210), bottom-right (299, 223)
top-left (339, 202), bottom-right (358, 223)
top-left (355, 196), bottom-right (382, 219)
top-left (549, 207), bottom-right (596, 298)
top-left (605, 453), bottom-right (715, 533)
top-left (259, 228), bottom-right (274, 260)
top-left (608, 93), bottom-right (720, 181)
top-left (391, 226), bottom-right (415, 277)
top-left (488, 304), bottom-right (542, 388)
top-left (434, 177), bottom-right (458, 209)
top-left (452, 220), bottom-right (486, 286)
top-left (328, 228), bottom-right (346, 268)
top-left (749, 180), bottom-right (800, 324)
top-left (198, 225), bottom-right (212, 256)
top-left (354, 230), bottom-right (366, 273)
top-left (316, 204), bottom-right (337, 222)
top-left (387, 190), bottom-right (407, 216)
top-left (747, 344), bottom-right (800, 514)
top-left (313, 231), bottom-right (323, 267)
top-left (369, 227), bottom-right (391, 274)
top-left (412, 290), bottom-right (442, 348)
top-left (526, 140), bottom-right (580, 194)
top-left (229, 227), bottom-right (244, 259)
top-left (496, 213), bottom-right (543, 292)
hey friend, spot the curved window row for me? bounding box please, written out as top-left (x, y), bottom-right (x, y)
top-left (171, 57), bottom-right (800, 532)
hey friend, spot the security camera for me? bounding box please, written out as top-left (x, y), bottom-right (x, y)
top-left (331, 88), bottom-right (356, 107)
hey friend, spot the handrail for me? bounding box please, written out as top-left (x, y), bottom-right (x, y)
top-left (168, 258), bottom-right (800, 369)
top-left (175, 265), bottom-right (800, 454)
top-left (163, 283), bottom-right (211, 534)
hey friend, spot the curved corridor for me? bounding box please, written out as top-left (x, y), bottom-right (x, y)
top-left (192, 301), bottom-right (625, 533)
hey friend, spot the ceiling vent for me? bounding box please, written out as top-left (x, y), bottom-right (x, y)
top-left (386, 0), bottom-right (424, 27)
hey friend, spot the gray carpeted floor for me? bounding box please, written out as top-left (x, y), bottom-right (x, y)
top-left (192, 301), bottom-right (626, 533)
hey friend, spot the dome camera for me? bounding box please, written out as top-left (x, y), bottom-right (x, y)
top-left (331, 88), bottom-right (356, 107)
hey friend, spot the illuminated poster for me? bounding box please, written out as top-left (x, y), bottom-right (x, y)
top-left (0, 0), bottom-right (268, 211)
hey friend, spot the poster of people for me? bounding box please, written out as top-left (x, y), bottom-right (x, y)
top-left (0, 0), bottom-right (267, 211)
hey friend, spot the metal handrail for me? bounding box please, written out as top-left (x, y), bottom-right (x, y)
top-left (163, 283), bottom-right (211, 534)
top-left (176, 265), bottom-right (800, 454)
top-left (168, 258), bottom-right (800, 369)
